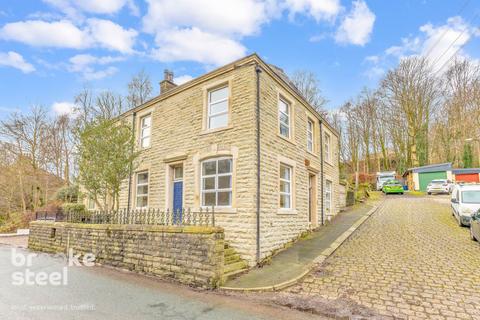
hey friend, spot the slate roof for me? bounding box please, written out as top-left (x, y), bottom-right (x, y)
top-left (452, 168), bottom-right (480, 174)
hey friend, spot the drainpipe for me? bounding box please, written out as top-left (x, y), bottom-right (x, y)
top-left (320, 119), bottom-right (325, 225)
top-left (127, 112), bottom-right (137, 211)
top-left (255, 63), bottom-right (262, 263)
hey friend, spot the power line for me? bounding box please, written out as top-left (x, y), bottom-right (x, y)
top-left (423, 0), bottom-right (471, 61)
top-left (433, 11), bottom-right (480, 76)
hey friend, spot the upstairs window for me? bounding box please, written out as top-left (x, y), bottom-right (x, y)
top-left (324, 132), bottom-right (331, 162)
top-left (140, 115), bottom-right (151, 148)
top-left (278, 98), bottom-right (290, 138)
top-left (201, 158), bottom-right (232, 207)
top-left (279, 164), bottom-right (292, 209)
top-left (307, 119), bottom-right (314, 152)
top-left (136, 171), bottom-right (149, 208)
top-left (208, 86), bottom-right (229, 129)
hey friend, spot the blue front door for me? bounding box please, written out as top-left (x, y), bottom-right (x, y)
top-left (173, 181), bottom-right (183, 224)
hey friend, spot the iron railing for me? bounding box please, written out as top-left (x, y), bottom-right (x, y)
top-left (61, 207), bottom-right (216, 227)
top-left (35, 210), bottom-right (65, 221)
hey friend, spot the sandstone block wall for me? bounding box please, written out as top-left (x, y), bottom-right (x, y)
top-left (28, 221), bottom-right (225, 288)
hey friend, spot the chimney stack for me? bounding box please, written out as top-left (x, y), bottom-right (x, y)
top-left (160, 69), bottom-right (177, 94)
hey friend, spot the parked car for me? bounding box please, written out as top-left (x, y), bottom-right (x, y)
top-left (382, 179), bottom-right (404, 195)
top-left (470, 209), bottom-right (480, 242)
top-left (451, 184), bottom-right (480, 226)
top-left (427, 179), bottom-right (453, 195)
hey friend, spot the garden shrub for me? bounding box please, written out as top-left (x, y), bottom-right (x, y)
top-left (55, 185), bottom-right (80, 203)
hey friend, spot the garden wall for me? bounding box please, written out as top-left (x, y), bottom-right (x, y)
top-left (28, 221), bottom-right (225, 288)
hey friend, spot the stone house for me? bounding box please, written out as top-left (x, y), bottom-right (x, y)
top-left (89, 54), bottom-right (340, 266)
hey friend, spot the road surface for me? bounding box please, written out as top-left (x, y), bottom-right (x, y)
top-left (282, 195), bottom-right (480, 319)
top-left (0, 244), bottom-right (324, 320)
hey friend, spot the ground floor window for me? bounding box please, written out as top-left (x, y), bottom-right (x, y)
top-left (87, 197), bottom-right (95, 210)
top-left (325, 180), bottom-right (332, 214)
top-left (279, 163), bottom-right (292, 209)
top-left (201, 157), bottom-right (232, 207)
top-left (136, 171), bottom-right (149, 208)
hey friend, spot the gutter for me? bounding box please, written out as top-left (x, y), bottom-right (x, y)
top-left (255, 63), bottom-right (262, 263)
top-left (320, 119), bottom-right (325, 225)
top-left (127, 112), bottom-right (136, 211)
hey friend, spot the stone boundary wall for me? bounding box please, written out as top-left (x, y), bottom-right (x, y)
top-left (28, 221), bottom-right (225, 288)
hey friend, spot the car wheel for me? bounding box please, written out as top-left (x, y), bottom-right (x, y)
top-left (458, 217), bottom-right (464, 227)
top-left (401, 193), bottom-right (404, 195)
top-left (428, 192), bottom-right (431, 195)
top-left (470, 226), bottom-right (477, 241)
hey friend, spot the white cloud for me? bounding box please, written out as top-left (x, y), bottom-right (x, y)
top-left (68, 54), bottom-right (124, 80)
top-left (0, 20), bottom-right (89, 49)
top-left (143, 0), bottom-right (269, 65)
top-left (0, 51), bottom-right (35, 73)
top-left (82, 66), bottom-right (118, 80)
top-left (52, 101), bottom-right (76, 116)
top-left (143, 0), bottom-right (274, 37)
top-left (383, 16), bottom-right (477, 72)
top-left (43, 0), bottom-right (137, 17)
top-left (364, 16), bottom-right (479, 79)
top-left (86, 18), bottom-right (137, 53)
top-left (335, 0), bottom-right (375, 46)
top-left (151, 28), bottom-right (246, 66)
top-left (173, 75), bottom-right (194, 85)
top-left (364, 55), bottom-right (379, 63)
top-left (285, 0), bottom-right (342, 22)
top-left (0, 19), bottom-right (137, 53)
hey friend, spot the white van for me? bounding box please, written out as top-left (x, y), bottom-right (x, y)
top-left (376, 171), bottom-right (396, 190)
top-left (451, 184), bottom-right (480, 226)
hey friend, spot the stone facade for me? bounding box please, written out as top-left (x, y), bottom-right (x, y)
top-left (28, 221), bottom-right (224, 288)
top-left (88, 54), bottom-right (340, 266)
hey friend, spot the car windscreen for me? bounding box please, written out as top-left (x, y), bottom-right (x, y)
top-left (430, 180), bottom-right (446, 184)
top-left (379, 176), bottom-right (395, 182)
top-left (385, 180), bottom-right (401, 185)
top-left (461, 191), bottom-right (480, 204)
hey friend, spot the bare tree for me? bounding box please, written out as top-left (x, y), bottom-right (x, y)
top-left (290, 70), bottom-right (328, 114)
top-left (381, 57), bottom-right (439, 168)
top-left (126, 69), bottom-right (153, 109)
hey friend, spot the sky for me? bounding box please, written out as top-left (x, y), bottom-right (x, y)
top-left (0, 0), bottom-right (479, 118)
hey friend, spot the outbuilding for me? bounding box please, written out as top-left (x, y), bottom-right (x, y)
top-left (452, 168), bottom-right (480, 183)
top-left (403, 163), bottom-right (453, 191)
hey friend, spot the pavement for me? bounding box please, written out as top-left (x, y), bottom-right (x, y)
top-left (279, 195), bottom-right (480, 319)
top-left (0, 235), bottom-right (28, 247)
top-left (223, 202), bottom-right (377, 289)
top-left (0, 245), bottom-right (327, 320)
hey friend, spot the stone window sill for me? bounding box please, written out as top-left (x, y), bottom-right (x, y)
top-left (277, 133), bottom-right (296, 146)
top-left (200, 207), bottom-right (237, 214)
top-left (277, 208), bottom-right (297, 215)
top-left (200, 125), bottom-right (233, 136)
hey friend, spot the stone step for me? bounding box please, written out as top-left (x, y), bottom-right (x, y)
top-left (224, 253), bottom-right (241, 265)
top-left (224, 247), bottom-right (236, 257)
top-left (221, 268), bottom-right (248, 284)
top-left (223, 260), bottom-right (247, 274)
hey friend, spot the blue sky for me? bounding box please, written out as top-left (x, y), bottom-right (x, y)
top-left (1, 0), bottom-right (479, 118)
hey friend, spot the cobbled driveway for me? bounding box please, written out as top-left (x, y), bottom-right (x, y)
top-left (286, 196), bottom-right (480, 319)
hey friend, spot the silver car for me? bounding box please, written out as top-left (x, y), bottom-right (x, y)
top-left (427, 179), bottom-right (453, 195)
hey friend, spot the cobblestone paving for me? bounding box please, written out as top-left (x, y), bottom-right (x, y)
top-left (287, 196), bottom-right (480, 319)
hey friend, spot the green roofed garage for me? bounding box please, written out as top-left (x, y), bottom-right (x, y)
top-left (419, 171), bottom-right (447, 191)
top-left (403, 163), bottom-right (453, 191)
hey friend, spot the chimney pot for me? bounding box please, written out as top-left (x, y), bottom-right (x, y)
top-left (160, 69), bottom-right (177, 94)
